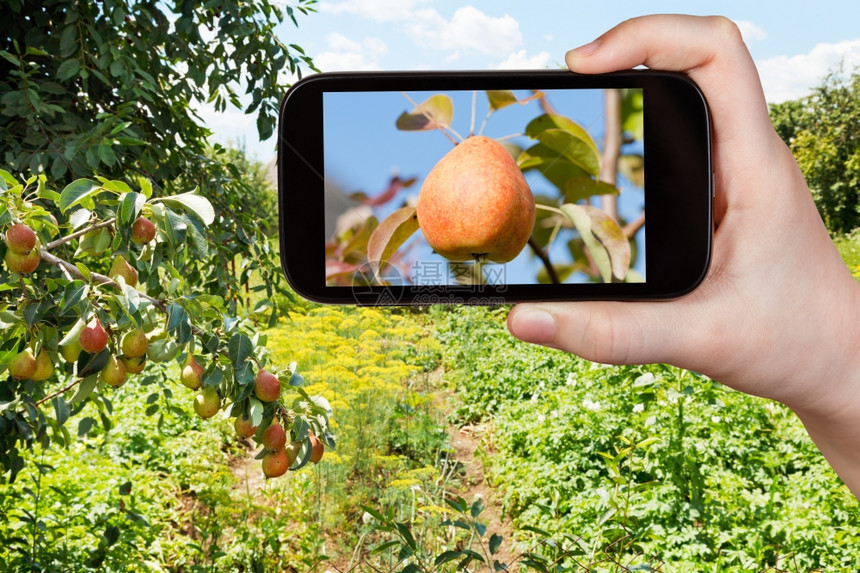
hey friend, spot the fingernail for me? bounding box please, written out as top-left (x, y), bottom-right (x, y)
top-left (509, 307), bottom-right (556, 344)
top-left (566, 39), bottom-right (600, 61)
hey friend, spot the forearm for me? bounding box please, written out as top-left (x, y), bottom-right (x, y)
top-left (797, 411), bottom-right (860, 498)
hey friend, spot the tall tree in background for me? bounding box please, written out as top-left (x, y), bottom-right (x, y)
top-left (770, 69), bottom-right (860, 234)
top-left (2, 0), bottom-right (314, 182)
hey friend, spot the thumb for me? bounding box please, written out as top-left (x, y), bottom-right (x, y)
top-left (507, 301), bottom-right (704, 366)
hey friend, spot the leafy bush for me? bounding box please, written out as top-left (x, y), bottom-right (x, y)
top-left (434, 306), bottom-right (580, 423)
top-left (771, 69), bottom-right (860, 234)
top-left (440, 306), bottom-right (860, 571)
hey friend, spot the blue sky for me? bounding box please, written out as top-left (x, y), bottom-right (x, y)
top-left (202, 0), bottom-right (860, 160)
top-left (198, 0), bottom-right (860, 285)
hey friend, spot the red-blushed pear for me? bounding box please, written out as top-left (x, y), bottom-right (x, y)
top-left (416, 135), bottom-right (535, 263)
top-left (286, 441), bottom-right (302, 467)
top-left (261, 448), bottom-right (289, 478)
top-left (131, 216), bottom-right (156, 244)
top-left (193, 386), bottom-right (221, 419)
top-left (79, 318), bottom-right (109, 354)
top-left (60, 339), bottom-right (82, 363)
top-left (234, 415), bottom-right (258, 438)
top-left (121, 328), bottom-right (148, 358)
top-left (5, 223), bottom-right (36, 254)
top-left (120, 354), bottom-right (147, 374)
top-left (180, 354), bottom-right (204, 389)
top-left (4, 248), bottom-right (40, 274)
top-left (29, 349), bottom-right (54, 381)
top-left (308, 431), bottom-right (324, 464)
top-left (254, 368), bottom-right (280, 402)
top-left (109, 255), bottom-right (138, 288)
top-left (7, 348), bottom-right (37, 380)
top-left (261, 422), bottom-right (287, 451)
top-left (101, 355), bottom-right (127, 388)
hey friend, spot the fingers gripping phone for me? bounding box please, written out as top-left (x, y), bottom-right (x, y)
top-left (277, 70), bottom-right (713, 305)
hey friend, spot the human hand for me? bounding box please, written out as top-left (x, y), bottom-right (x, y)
top-left (506, 15), bottom-right (860, 496)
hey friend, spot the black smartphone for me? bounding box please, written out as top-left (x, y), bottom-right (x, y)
top-left (277, 69), bottom-right (712, 305)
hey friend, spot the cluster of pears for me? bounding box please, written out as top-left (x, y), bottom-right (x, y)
top-left (7, 346), bottom-right (54, 381)
top-left (4, 214), bottom-right (158, 382)
top-left (6, 317), bottom-right (146, 384)
top-left (181, 358), bottom-right (325, 478)
top-left (4, 222), bottom-right (41, 275)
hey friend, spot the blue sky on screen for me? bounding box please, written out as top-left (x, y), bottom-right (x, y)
top-left (202, 0), bottom-right (860, 160)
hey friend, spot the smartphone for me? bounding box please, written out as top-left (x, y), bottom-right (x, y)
top-left (277, 69), bottom-right (712, 305)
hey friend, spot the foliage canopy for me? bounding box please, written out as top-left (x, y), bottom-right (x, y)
top-left (771, 69), bottom-right (860, 234)
top-left (1, 0), bottom-right (315, 183)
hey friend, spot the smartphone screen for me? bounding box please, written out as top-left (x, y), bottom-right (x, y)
top-left (279, 71), bottom-right (712, 304)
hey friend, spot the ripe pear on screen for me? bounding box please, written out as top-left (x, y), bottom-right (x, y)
top-left (416, 136), bottom-right (535, 263)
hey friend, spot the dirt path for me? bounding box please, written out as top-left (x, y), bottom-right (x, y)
top-left (447, 419), bottom-right (519, 569)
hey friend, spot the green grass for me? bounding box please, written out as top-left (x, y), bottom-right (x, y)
top-left (437, 306), bottom-right (860, 571)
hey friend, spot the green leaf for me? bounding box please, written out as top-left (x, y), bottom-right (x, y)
top-left (52, 396), bottom-right (71, 427)
top-left (396, 94), bottom-right (453, 131)
top-left (520, 525), bottom-right (552, 538)
top-left (229, 333), bottom-right (255, 384)
top-left (136, 177), bottom-right (153, 199)
top-left (228, 333), bottom-right (254, 368)
top-left (619, 154), bottom-right (645, 188)
top-left (59, 281), bottom-right (89, 315)
top-left (560, 204), bottom-right (630, 282)
top-left (470, 498), bottom-right (484, 518)
top-left (0, 169), bottom-right (16, 188)
top-left (166, 303), bottom-right (192, 344)
top-left (435, 550), bottom-right (464, 566)
top-left (164, 208), bottom-right (188, 249)
top-left (621, 88), bottom-right (644, 140)
top-left (77, 349), bottom-right (109, 379)
top-left (158, 191), bottom-right (215, 226)
top-left (249, 397), bottom-right (264, 428)
top-left (360, 505), bottom-right (386, 524)
top-left (486, 90), bottom-right (517, 110)
top-left (182, 213), bottom-right (208, 258)
top-left (58, 179), bottom-right (101, 213)
top-left (68, 209), bottom-right (92, 230)
top-left (370, 540), bottom-right (400, 555)
top-left (56, 58), bottom-right (80, 81)
top-left (532, 128), bottom-right (601, 177)
top-left (394, 522), bottom-right (417, 550)
top-left (366, 206), bottom-right (419, 275)
top-left (489, 533), bottom-right (503, 555)
top-left (117, 192), bottom-right (145, 228)
top-left (564, 178), bottom-right (619, 204)
top-left (77, 417), bottom-right (96, 436)
top-left (517, 143), bottom-right (589, 192)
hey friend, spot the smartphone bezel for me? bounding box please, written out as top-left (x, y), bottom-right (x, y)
top-left (277, 69), bottom-right (713, 305)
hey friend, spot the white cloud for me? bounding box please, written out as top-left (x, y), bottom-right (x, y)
top-left (496, 49), bottom-right (551, 70)
top-left (756, 38), bottom-right (860, 102)
top-left (406, 6), bottom-right (523, 56)
top-left (317, 4), bottom-right (525, 64)
top-left (319, 0), bottom-right (431, 23)
top-left (734, 20), bottom-right (767, 45)
top-left (313, 32), bottom-right (388, 71)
